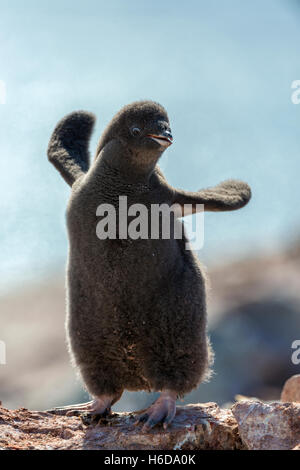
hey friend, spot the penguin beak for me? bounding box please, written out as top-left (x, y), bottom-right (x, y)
top-left (147, 132), bottom-right (173, 147)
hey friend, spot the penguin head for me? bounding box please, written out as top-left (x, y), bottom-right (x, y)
top-left (96, 101), bottom-right (173, 171)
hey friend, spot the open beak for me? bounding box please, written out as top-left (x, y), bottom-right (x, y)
top-left (147, 133), bottom-right (173, 147)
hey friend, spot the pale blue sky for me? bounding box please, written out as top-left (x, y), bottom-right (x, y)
top-left (1, 0), bottom-right (300, 291)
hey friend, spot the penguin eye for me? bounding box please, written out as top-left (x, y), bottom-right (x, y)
top-left (131, 127), bottom-right (141, 137)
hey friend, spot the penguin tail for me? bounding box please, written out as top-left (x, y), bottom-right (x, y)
top-left (47, 111), bottom-right (96, 187)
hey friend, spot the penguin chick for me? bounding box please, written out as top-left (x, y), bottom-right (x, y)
top-left (47, 100), bottom-right (251, 430)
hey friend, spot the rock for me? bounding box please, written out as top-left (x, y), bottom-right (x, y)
top-left (2, 400), bottom-right (300, 450)
top-left (0, 403), bottom-right (244, 450)
top-left (281, 375), bottom-right (300, 403)
top-left (232, 400), bottom-right (300, 450)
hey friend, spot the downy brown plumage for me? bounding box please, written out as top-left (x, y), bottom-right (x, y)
top-left (47, 100), bottom-right (251, 429)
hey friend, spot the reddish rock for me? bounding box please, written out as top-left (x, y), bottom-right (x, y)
top-left (281, 375), bottom-right (300, 403)
top-left (232, 400), bottom-right (300, 450)
top-left (0, 403), bottom-right (244, 450)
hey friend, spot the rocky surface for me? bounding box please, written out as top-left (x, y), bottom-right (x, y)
top-left (2, 389), bottom-right (300, 450)
top-left (232, 400), bottom-right (300, 450)
top-left (281, 374), bottom-right (300, 403)
top-left (2, 397), bottom-right (300, 450)
top-left (0, 403), bottom-right (243, 450)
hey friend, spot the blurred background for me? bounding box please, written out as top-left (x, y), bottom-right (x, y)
top-left (0, 0), bottom-right (300, 412)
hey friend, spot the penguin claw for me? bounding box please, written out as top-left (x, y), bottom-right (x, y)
top-left (46, 396), bottom-right (116, 416)
top-left (142, 418), bottom-right (157, 432)
top-left (134, 413), bottom-right (149, 425)
top-left (135, 391), bottom-right (177, 432)
top-left (162, 411), bottom-right (175, 430)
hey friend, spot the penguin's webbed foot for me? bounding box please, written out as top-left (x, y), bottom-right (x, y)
top-left (46, 394), bottom-right (120, 417)
top-left (134, 390), bottom-right (177, 432)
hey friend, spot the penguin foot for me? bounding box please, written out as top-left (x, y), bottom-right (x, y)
top-left (134, 390), bottom-right (177, 432)
top-left (46, 394), bottom-right (120, 417)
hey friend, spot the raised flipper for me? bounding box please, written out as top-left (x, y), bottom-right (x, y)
top-left (171, 179), bottom-right (251, 215)
top-left (48, 111), bottom-right (96, 187)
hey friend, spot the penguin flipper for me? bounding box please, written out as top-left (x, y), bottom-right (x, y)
top-left (196, 179), bottom-right (252, 212)
top-left (48, 111), bottom-right (96, 187)
top-left (171, 179), bottom-right (251, 214)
